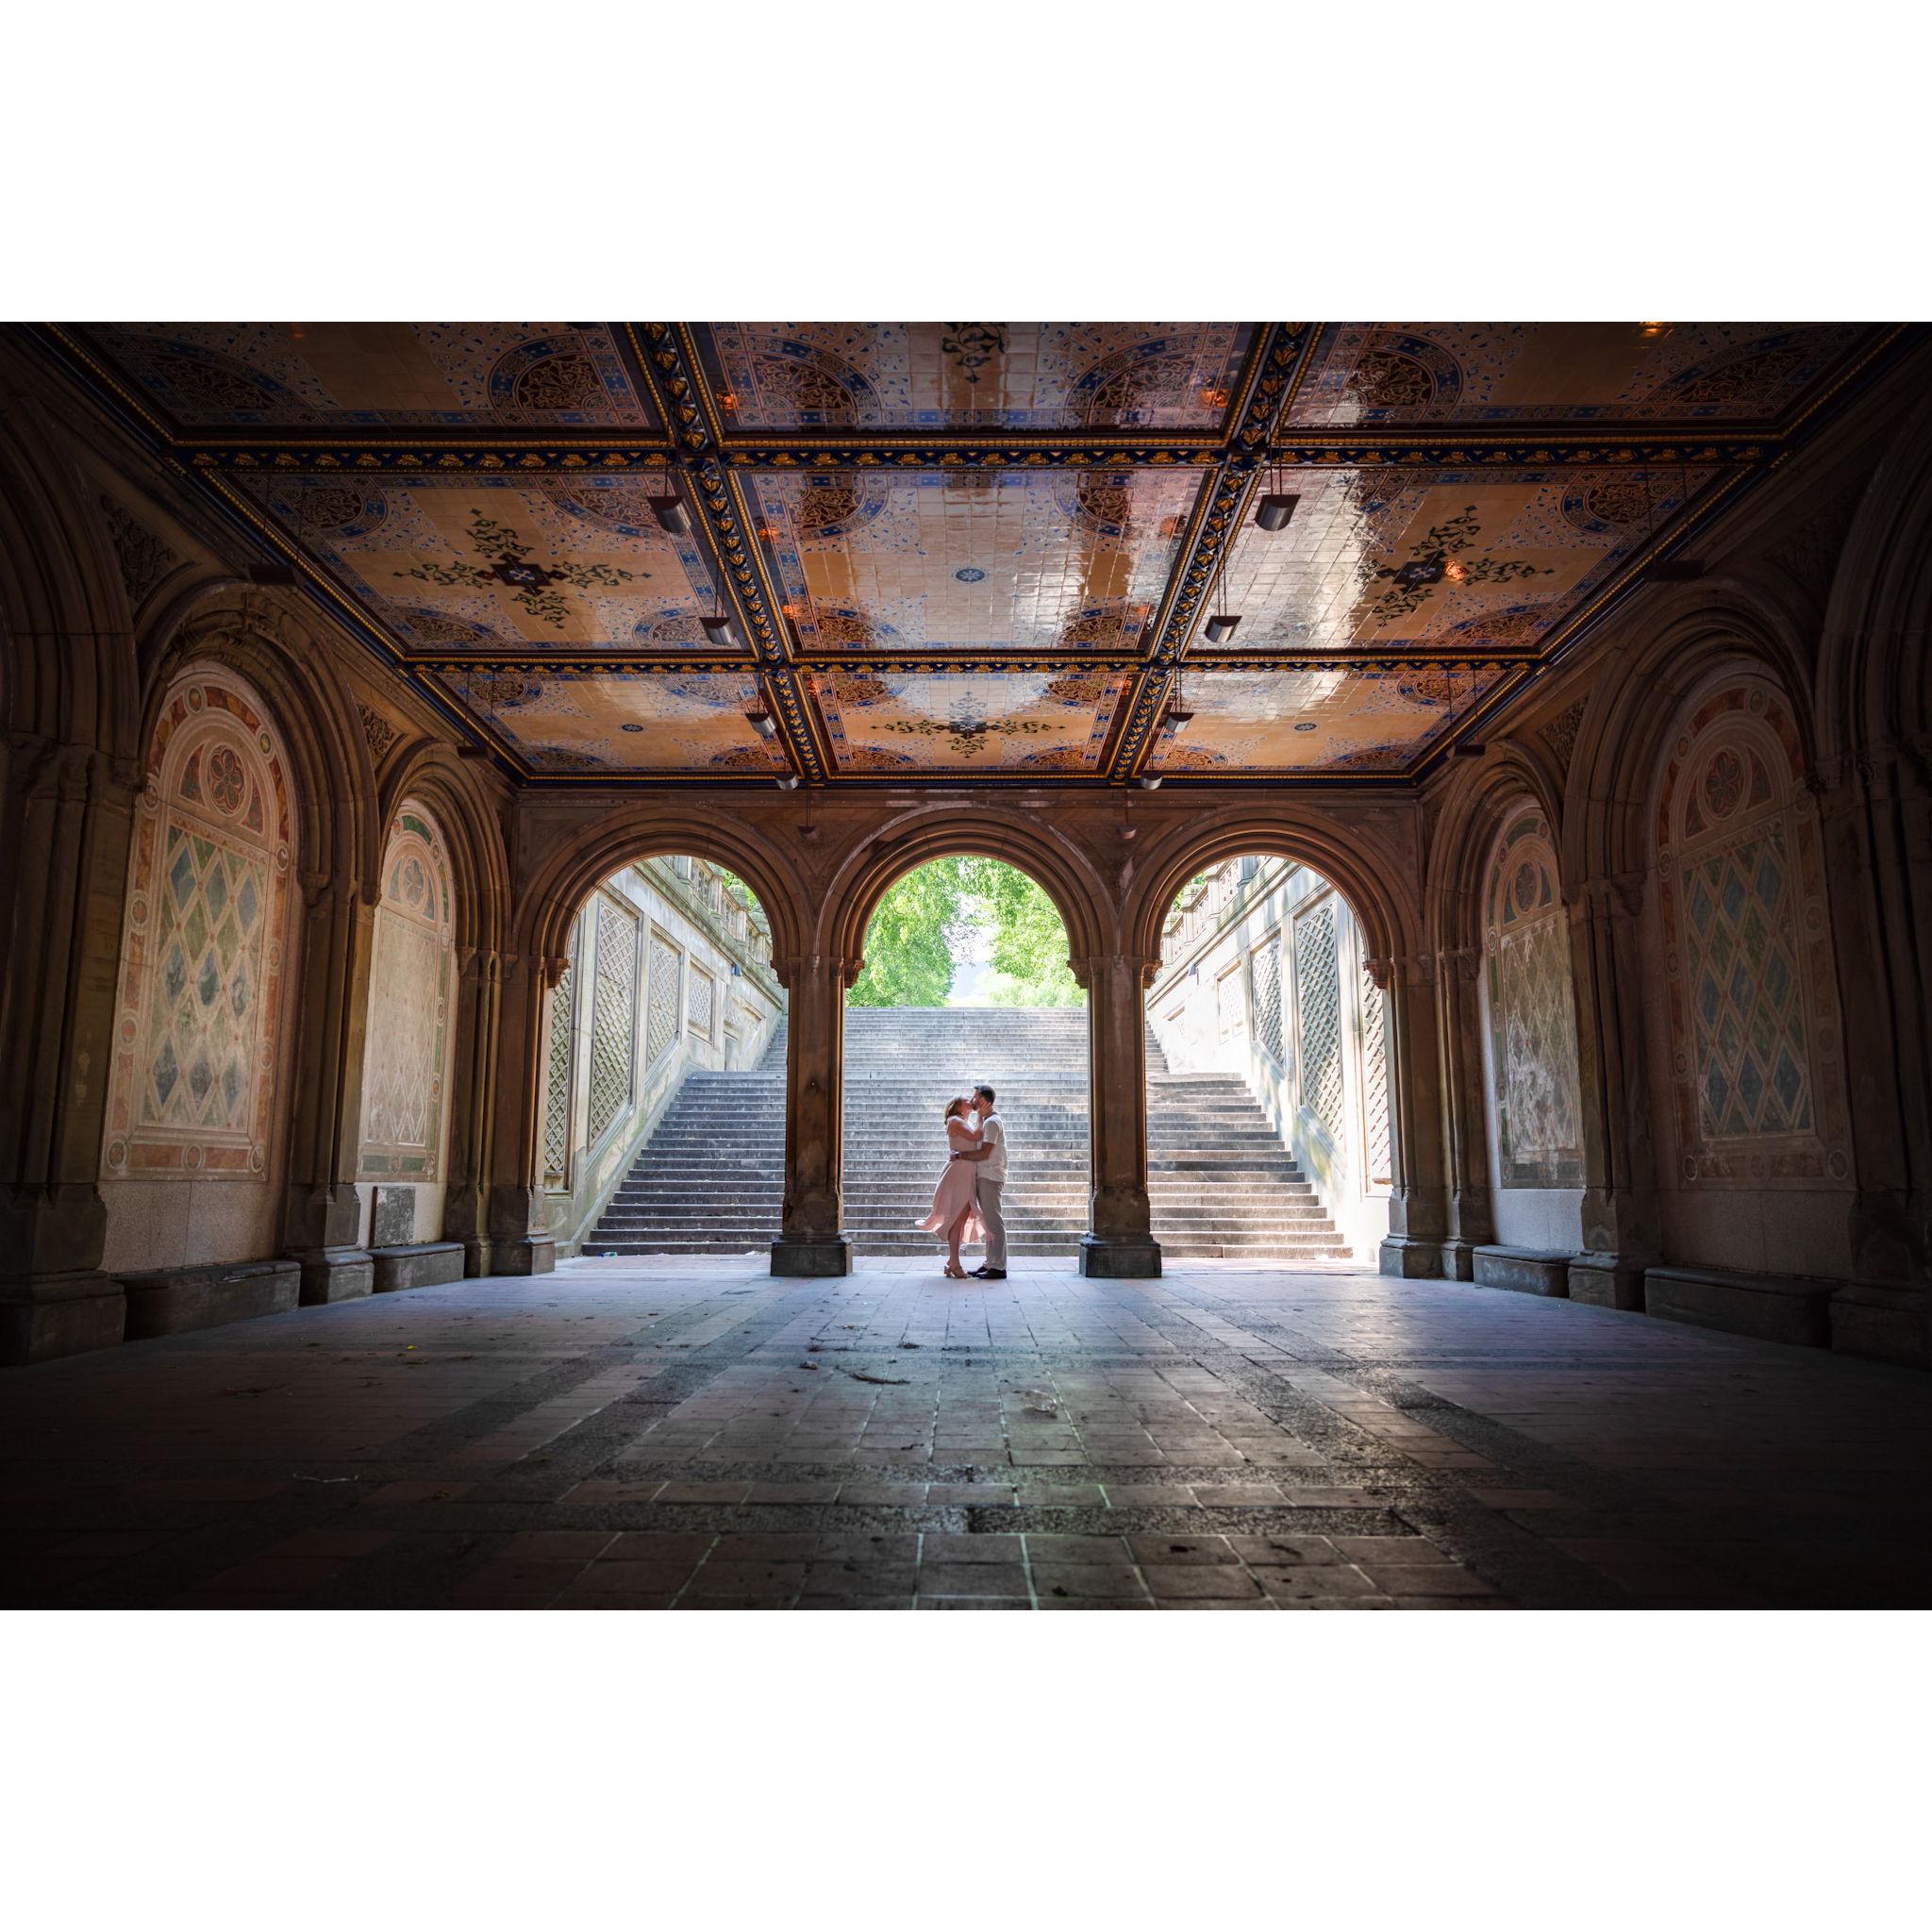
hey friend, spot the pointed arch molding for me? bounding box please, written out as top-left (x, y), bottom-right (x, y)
top-left (357, 798), bottom-right (458, 1182)
top-left (101, 664), bottom-right (297, 1182)
top-left (1654, 675), bottom-right (1854, 1187)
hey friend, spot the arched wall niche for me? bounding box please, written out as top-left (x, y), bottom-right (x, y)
top-left (97, 662), bottom-right (300, 1273)
top-left (1641, 667), bottom-right (1857, 1277)
top-left (1477, 802), bottom-right (1586, 1250)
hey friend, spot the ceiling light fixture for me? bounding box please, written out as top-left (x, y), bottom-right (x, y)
top-left (1256, 462), bottom-right (1299, 533)
top-left (1200, 478), bottom-right (1244, 644)
top-left (1138, 774), bottom-right (1163, 790)
top-left (651, 486), bottom-right (691, 537)
top-left (1636, 321), bottom-right (1674, 341)
top-left (775, 774), bottom-right (800, 791)
top-left (745, 708), bottom-right (778, 740)
top-left (1164, 666), bottom-right (1194, 735)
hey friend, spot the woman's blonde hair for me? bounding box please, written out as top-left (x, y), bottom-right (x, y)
top-left (943, 1096), bottom-right (970, 1124)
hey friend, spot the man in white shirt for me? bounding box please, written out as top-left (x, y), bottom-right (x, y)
top-left (950, 1082), bottom-right (1008, 1278)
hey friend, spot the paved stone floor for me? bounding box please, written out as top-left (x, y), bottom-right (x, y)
top-left (4, 1255), bottom-right (1930, 1609)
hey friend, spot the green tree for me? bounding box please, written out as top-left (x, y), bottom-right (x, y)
top-left (958, 857), bottom-right (1085, 1008)
top-left (846, 859), bottom-right (970, 1006)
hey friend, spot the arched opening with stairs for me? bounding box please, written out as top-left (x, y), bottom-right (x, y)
top-left (1144, 854), bottom-right (1389, 1264)
top-left (536, 854), bottom-right (786, 1261)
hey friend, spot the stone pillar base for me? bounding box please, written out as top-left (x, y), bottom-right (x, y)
top-left (493, 1235), bottom-right (558, 1276)
top-left (1439, 1239), bottom-right (1479, 1282)
top-left (460, 1240), bottom-right (495, 1279)
top-left (770, 1235), bottom-right (852, 1277)
top-left (1379, 1237), bottom-right (1444, 1279)
top-left (1828, 1280), bottom-right (1930, 1368)
top-left (1568, 1252), bottom-right (1647, 1311)
top-left (1079, 1235), bottom-right (1161, 1279)
top-left (292, 1247), bottom-right (375, 1307)
top-left (0, 1270), bottom-right (126, 1365)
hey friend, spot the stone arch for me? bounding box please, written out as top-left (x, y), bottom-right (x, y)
top-left (1425, 742), bottom-right (1567, 953)
top-left (822, 804), bottom-right (1109, 984)
top-left (518, 807), bottom-right (807, 974)
top-left (1817, 386), bottom-right (1932, 765)
top-left (1124, 806), bottom-right (1417, 973)
top-left (1566, 586), bottom-right (1816, 892)
top-left (1650, 669), bottom-right (1854, 1191)
top-left (99, 662), bottom-right (298, 1200)
top-left (149, 591), bottom-right (379, 895)
top-left (0, 401), bottom-right (137, 753)
top-left (379, 745), bottom-right (509, 955)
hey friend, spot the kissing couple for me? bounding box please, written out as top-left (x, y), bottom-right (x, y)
top-left (915, 1082), bottom-right (1008, 1279)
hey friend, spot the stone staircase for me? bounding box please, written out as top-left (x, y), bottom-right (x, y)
top-left (589, 1008), bottom-right (1349, 1261)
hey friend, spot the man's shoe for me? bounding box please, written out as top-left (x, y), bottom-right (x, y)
top-left (979, 1268), bottom-right (1008, 1279)
top-left (969, 1265), bottom-right (991, 1277)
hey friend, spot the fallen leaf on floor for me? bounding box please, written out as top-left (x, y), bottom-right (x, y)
top-left (846, 1372), bottom-right (909, 1386)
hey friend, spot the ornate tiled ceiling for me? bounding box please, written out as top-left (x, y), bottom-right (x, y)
top-left (39, 319), bottom-right (1907, 785)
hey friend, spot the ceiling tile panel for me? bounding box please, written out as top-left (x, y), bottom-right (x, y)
top-left (1283, 323), bottom-right (1868, 428)
top-left (427, 667), bottom-right (785, 775)
top-left (696, 324), bottom-right (1256, 431)
top-left (1211, 465), bottom-right (1714, 653)
top-left (1154, 663), bottom-right (1514, 775)
top-left (85, 324), bottom-right (659, 431)
top-left (234, 475), bottom-right (726, 652)
top-left (811, 667), bottom-right (1130, 774)
top-left (751, 467), bottom-right (1202, 651)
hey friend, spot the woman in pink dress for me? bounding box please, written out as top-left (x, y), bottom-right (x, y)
top-left (916, 1096), bottom-right (985, 1278)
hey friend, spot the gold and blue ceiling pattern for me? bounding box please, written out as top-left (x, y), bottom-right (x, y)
top-left (37, 319), bottom-right (1909, 784)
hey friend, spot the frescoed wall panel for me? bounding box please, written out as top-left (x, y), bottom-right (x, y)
top-left (358, 804), bottom-right (456, 1184)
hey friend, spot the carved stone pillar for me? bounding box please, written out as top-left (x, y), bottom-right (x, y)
top-left (770, 954), bottom-right (850, 1275)
top-left (1077, 953), bottom-right (1160, 1278)
top-left (481, 949), bottom-right (557, 1274)
top-left (0, 737), bottom-right (141, 1361)
top-left (1816, 747), bottom-right (1931, 1363)
top-left (279, 870), bottom-right (377, 1303)
top-left (1434, 945), bottom-right (1494, 1281)
top-left (442, 944), bottom-right (505, 1277)
top-left (1566, 874), bottom-right (1659, 1309)
top-left (1375, 952), bottom-right (1451, 1278)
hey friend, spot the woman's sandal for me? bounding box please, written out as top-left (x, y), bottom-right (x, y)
top-left (944, 1262), bottom-right (967, 1279)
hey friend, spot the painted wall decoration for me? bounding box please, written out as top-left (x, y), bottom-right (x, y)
top-left (747, 467), bottom-right (1201, 651)
top-left (1656, 681), bottom-right (1853, 1184)
top-left (428, 667), bottom-right (787, 774)
top-left (1250, 936), bottom-right (1284, 1070)
top-left (1358, 958), bottom-right (1392, 1191)
top-left (1152, 662), bottom-right (1512, 775)
top-left (1483, 807), bottom-right (1584, 1187)
top-left (811, 666), bottom-right (1130, 774)
top-left (87, 323), bottom-right (659, 430)
top-left (645, 934), bottom-right (681, 1069)
top-left (694, 323), bottom-right (1256, 431)
top-left (102, 671), bottom-right (295, 1181)
top-left (358, 803), bottom-right (456, 1181)
top-left (1283, 323), bottom-right (1869, 427)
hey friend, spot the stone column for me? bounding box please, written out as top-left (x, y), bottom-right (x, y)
top-left (770, 954), bottom-right (850, 1275)
top-left (479, 949), bottom-right (557, 1275)
top-left (1816, 748), bottom-right (1931, 1363)
top-left (279, 870), bottom-right (378, 1304)
top-left (1376, 954), bottom-right (1451, 1278)
top-left (0, 737), bottom-right (141, 1361)
top-left (1566, 874), bottom-right (1659, 1309)
top-left (1077, 953), bottom-right (1161, 1277)
top-left (1434, 946), bottom-right (1494, 1281)
top-left (442, 943), bottom-right (504, 1277)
